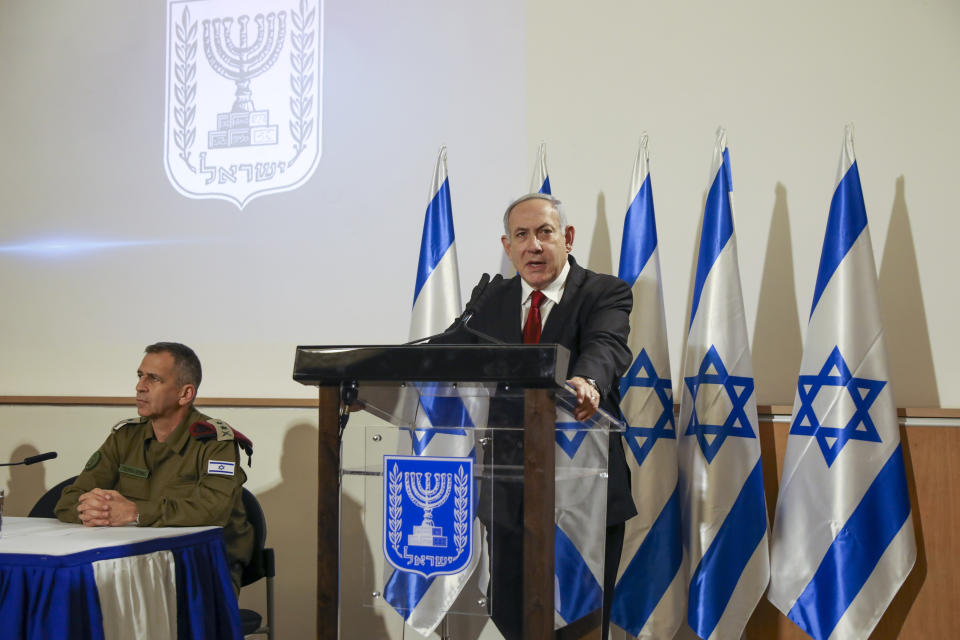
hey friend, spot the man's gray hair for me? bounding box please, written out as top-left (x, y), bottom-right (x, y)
top-left (145, 342), bottom-right (202, 389)
top-left (502, 193), bottom-right (568, 236)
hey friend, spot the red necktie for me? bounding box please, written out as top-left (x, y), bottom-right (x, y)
top-left (523, 290), bottom-right (546, 344)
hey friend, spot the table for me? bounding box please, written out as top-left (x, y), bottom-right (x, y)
top-left (0, 517), bottom-right (242, 640)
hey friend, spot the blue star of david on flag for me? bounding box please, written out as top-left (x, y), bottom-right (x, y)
top-left (790, 345), bottom-right (884, 467)
top-left (619, 348), bottom-right (675, 467)
top-left (555, 421), bottom-right (590, 458)
top-left (684, 345), bottom-right (756, 463)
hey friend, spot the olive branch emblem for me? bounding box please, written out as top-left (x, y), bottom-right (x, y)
top-left (452, 465), bottom-right (470, 554)
top-left (288, 0), bottom-right (316, 166)
top-left (388, 463), bottom-right (403, 551)
top-left (173, 7), bottom-right (198, 172)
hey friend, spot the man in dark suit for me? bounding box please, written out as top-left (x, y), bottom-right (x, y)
top-left (447, 193), bottom-right (636, 639)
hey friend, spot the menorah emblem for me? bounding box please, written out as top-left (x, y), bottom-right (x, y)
top-left (383, 456), bottom-right (473, 577)
top-left (202, 12), bottom-right (287, 148)
top-left (404, 471), bottom-right (453, 547)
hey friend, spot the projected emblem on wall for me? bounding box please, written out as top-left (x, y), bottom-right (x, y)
top-left (164, 0), bottom-right (322, 209)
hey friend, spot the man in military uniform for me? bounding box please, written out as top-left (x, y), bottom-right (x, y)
top-left (55, 342), bottom-right (254, 592)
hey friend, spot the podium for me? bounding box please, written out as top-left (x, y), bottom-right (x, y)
top-left (294, 344), bottom-right (623, 639)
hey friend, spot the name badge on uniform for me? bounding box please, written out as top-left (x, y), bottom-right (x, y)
top-left (207, 460), bottom-right (235, 476)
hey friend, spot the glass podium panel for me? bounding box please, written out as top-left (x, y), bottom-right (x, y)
top-left (339, 381), bottom-right (622, 637)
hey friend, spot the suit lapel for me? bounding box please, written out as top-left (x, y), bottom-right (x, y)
top-left (495, 276), bottom-right (524, 343)
top-left (541, 257), bottom-right (584, 343)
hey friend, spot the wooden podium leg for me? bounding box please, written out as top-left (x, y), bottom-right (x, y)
top-left (317, 386), bottom-right (340, 640)
top-left (524, 388), bottom-right (556, 640)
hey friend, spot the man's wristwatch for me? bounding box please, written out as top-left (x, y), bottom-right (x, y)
top-left (584, 378), bottom-right (600, 393)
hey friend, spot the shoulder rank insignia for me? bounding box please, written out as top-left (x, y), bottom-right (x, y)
top-left (208, 418), bottom-right (235, 442)
top-left (190, 419), bottom-right (254, 466)
top-left (112, 417), bottom-right (147, 431)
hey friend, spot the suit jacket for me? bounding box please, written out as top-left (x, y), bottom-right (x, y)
top-left (449, 255), bottom-right (637, 525)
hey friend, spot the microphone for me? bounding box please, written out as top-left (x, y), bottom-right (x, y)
top-left (25, 452), bottom-right (58, 465)
top-left (441, 272), bottom-right (504, 344)
top-left (464, 272), bottom-right (491, 313)
top-left (459, 272), bottom-right (502, 327)
top-left (405, 272), bottom-right (505, 345)
top-left (0, 451), bottom-right (58, 467)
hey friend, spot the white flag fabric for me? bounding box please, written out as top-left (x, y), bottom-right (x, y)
top-left (382, 146), bottom-right (483, 636)
top-left (677, 128), bottom-right (770, 640)
top-left (530, 142), bottom-right (552, 194)
top-left (553, 405), bottom-right (610, 628)
top-left (611, 135), bottom-right (685, 639)
top-left (410, 146), bottom-right (461, 337)
top-left (767, 126), bottom-right (916, 640)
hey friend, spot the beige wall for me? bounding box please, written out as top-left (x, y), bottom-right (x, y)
top-left (525, 0), bottom-right (959, 407)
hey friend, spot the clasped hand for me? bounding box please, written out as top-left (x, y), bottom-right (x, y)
top-left (77, 488), bottom-right (138, 527)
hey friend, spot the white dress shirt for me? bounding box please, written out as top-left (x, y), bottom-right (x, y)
top-left (519, 259), bottom-right (571, 330)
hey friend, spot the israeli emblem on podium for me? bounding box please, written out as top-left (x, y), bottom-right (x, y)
top-left (383, 456), bottom-right (474, 578)
top-left (164, 0), bottom-right (322, 209)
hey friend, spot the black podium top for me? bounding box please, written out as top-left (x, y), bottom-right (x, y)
top-left (293, 344), bottom-right (570, 388)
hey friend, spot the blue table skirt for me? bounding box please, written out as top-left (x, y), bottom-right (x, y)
top-left (0, 528), bottom-right (242, 640)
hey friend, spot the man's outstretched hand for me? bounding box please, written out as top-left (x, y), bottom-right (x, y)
top-left (568, 376), bottom-right (600, 422)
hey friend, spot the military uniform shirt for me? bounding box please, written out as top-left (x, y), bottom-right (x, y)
top-left (54, 407), bottom-right (254, 589)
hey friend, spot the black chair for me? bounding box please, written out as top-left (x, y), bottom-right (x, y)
top-left (28, 475), bottom-right (78, 518)
top-left (240, 488), bottom-right (275, 639)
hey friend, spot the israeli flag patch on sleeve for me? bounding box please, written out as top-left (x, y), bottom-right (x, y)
top-left (207, 460), bottom-right (236, 476)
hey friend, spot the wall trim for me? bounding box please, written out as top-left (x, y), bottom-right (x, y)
top-left (0, 396), bottom-right (318, 408)
top-left (1, 397), bottom-right (957, 423)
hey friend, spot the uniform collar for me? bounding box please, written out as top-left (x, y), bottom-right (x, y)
top-left (149, 407), bottom-right (204, 452)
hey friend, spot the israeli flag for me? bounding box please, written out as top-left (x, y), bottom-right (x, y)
top-left (610, 135), bottom-right (684, 639)
top-left (410, 146), bottom-right (461, 336)
top-left (530, 142), bottom-right (552, 194)
top-left (677, 128), bottom-right (769, 640)
top-left (767, 126), bottom-right (916, 640)
top-left (383, 146), bottom-right (483, 636)
top-left (553, 406), bottom-right (610, 628)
